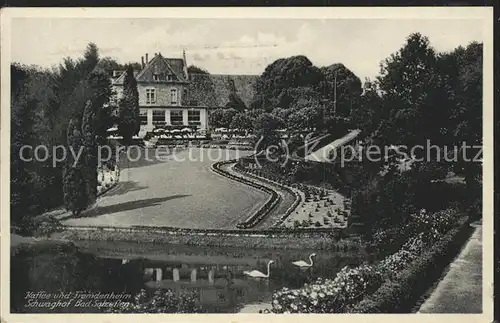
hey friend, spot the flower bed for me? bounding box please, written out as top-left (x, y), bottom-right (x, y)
top-left (272, 265), bottom-right (384, 313)
top-left (96, 165), bottom-right (120, 197)
top-left (237, 164), bottom-right (349, 229)
top-left (269, 208), bottom-right (470, 313)
top-left (107, 288), bottom-right (204, 313)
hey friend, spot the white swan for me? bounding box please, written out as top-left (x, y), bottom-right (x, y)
top-left (292, 253), bottom-right (316, 269)
top-left (243, 260), bottom-right (274, 279)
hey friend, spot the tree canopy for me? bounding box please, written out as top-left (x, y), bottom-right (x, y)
top-left (187, 65), bottom-right (209, 75)
top-left (10, 42), bottom-right (114, 231)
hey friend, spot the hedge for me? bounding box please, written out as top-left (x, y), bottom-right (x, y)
top-left (349, 216), bottom-right (473, 313)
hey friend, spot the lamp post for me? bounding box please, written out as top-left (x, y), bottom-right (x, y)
top-left (333, 70), bottom-right (338, 116)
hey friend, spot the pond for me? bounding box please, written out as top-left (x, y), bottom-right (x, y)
top-left (11, 240), bottom-right (373, 313)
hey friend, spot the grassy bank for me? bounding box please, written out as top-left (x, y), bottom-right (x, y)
top-left (11, 234), bottom-right (76, 256)
top-left (52, 227), bottom-right (363, 251)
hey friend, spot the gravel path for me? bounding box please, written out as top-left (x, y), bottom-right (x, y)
top-left (304, 129), bottom-right (360, 162)
top-left (417, 222), bottom-right (482, 313)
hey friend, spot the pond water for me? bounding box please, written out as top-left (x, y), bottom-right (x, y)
top-left (11, 240), bottom-right (372, 313)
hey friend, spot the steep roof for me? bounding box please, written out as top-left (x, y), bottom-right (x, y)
top-left (113, 53), bottom-right (188, 85)
top-left (187, 74), bottom-right (258, 108)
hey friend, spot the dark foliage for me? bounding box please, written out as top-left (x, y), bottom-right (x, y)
top-left (11, 43), bottom-right (113, 233)
top-left (117, 65), bottom-right (140, 143)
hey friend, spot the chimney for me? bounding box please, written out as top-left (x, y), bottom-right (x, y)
top-left (182, 49), bottom-right (188, 80)
top-left (145, 53), bottom-right (149, 64)
top-left (141, 56), bottom-right (145, 68)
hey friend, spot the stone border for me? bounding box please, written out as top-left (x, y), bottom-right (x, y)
top-left (211, 159), bottom-right (281, 229)
top-left (232, 163), bottom-right (302, 227)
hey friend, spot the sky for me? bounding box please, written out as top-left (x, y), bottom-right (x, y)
top-left (11, 17), bottom-right (485, 81)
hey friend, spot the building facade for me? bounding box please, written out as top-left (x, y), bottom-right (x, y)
top-left (111, 51), bottom-right (258, 136)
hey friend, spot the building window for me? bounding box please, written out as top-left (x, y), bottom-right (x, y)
top-left (188, 110), bottom-right (201, 126)
top-left (170, 110), bottom-right (183, 125)
top-left (170, 89), bottom-right (178, 105)
top-left (153, 74), bottom-right (160, 81)
top-left (152, 110), bottom-right (164, 125)
top-left (167, 74), bottom-right (173, 81)
top-left (146, 88), bottom-right (156, 104)
top-left (139, 109), bottom-right (148, 125)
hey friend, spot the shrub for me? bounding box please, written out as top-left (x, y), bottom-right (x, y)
top-left (108, 288), bottom-right (204, 313)
top-left (32, 215), bottom-right (64, 237)
top-left (314, 221), bottom-right (322, 227)
top-left (271, 265), bottom-right (384, 313)
top-left (270, 210), bottom-right (469, 314)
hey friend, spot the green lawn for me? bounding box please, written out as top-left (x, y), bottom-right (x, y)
top-left (60, 148), bottom-right (270, 229)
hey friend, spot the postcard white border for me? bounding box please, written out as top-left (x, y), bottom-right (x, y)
top-left (0, 6), bottom-right (494, 323)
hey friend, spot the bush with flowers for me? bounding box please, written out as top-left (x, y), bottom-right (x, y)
top-left (377, 233), bottom-right (426, 279)
top-left (350, 215), bottom-right (471, 313)
top-left (107, 288), bottom-right (204, 313)
top-left (271, 264), bottom-right (384, 313)
top-left (270, 207), bottom-right (465, 314)
top-left (404, 208), bottom-right (457, 241)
